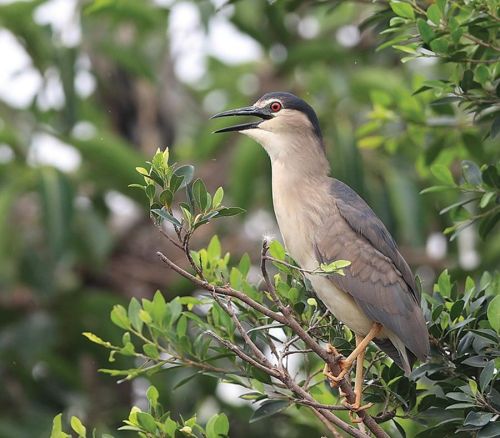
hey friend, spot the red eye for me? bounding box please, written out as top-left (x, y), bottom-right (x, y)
top-left (270, 101), bottom-right (282, 112)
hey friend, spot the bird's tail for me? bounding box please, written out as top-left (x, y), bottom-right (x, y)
top-left (373, 338), bottom-right (416, 376)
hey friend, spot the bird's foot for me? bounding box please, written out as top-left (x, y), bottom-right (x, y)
top-left (323, 344), bottom-right (353, 387)
top-left (343, 400), bottom-right (374, 423)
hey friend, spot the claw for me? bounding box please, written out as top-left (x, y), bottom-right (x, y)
top-left (342, 400), bottom-right (374, 423)
top-left (323, 343), bottom-right (355, 386)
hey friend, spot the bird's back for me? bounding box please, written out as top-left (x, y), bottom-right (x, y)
top-left (314, 178), bottom-right (429, 370)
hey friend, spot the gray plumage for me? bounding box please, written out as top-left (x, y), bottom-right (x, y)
top-left (315, 179), bottom-right (429, 371)
top-left (212, 92), bottom-right (430, 375)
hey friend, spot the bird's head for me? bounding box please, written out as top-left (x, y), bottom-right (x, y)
top-left (212, 92), bottom-right (324, 161)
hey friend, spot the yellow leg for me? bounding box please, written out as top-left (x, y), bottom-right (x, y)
top-left (344, 335), bottom-right (373, 422)
top-left (327, 322), bottom-right (382, 385)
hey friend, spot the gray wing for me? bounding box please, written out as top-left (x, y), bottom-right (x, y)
top-left (314, 179), bottom-right (429, 362)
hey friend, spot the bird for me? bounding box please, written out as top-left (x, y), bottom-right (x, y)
top-left (211, 91), bottom-right (429, 416)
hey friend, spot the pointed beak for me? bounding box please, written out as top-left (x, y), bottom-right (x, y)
top-left (211, 105), bottom-right (272, 133)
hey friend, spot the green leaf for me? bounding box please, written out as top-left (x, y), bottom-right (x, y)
top-left (206, 413), bottom-right (229, 438)
top-left (478, 422), bottom-right (500, 438)
top-left (269, 240), bottom-right (286, 260)
top-left (390, 1), bottom-right (415, 19)
top-left (146, 385), bottom-right (159, 409)
top-left (171, 165), bottom-right (194, 192)
top-left (216, 207), bottom-right (245, 217)
top-left (111, 305), bottom-right (131, 330)
top-left (212, 187), bottom-right (224, 208)
top-left (479, 361), bottom-right (495, 392)
top-left (461, 160), bottom-right (482, 185)
top-left (177, 314), bottom-right (187, 338)
top-left (160, 189), bottom-right (173, 207)
top-left (450, 300), bottom-right (464, 320)
top-left (307, 298), bottom-right (317, 307)
top-left (82, 332), bottom-right (112, 348)
top-left (482, 165), bottom-right (500, 188)
top-left (70, 417), bottom-right (87, 438)
top-left (480, 192), bottom-right (495, 209)
top-left (464, 412), bottom-right (494, 427)
top-left (151, 291), bottom-right (167, 325)
top-left (250, 400), bottom-right (289, 423)
top-left (320, 260), bottom-right (351, 272)
top-left (50, 414), bottom-right (70, 438)
top-left (136, 412), bottom-right (157, 433)
top-left (430, 164), bottom-right (455, 185)
top-left (128, 298), bottom-right (143, 332)
top-left (420, 185), bottom-right (455, 194)
top-left (474, 65), bottom-right (490, 85)
top-left (193, 178), bottom-right (209, 211)
top-left (491, 116), bottom-right (500, 139)
top-left (417, 19), bottom-right (435, 43)
top-left (436, 269), bottom-right (452, 297)
top-left (151, 208), bottom-right (182, 227)
top-left (430, 37), bottom-right (449, 54)
top-left (238, 253), bottom-right (251, 277)
top-left (393, 45), bottom-right (418, 55)
top-left (139, 309), bottom-right (152, 324)
top-left (358, 135), bottom-right (384, 149)
top-left (164, 417), bottom-right (177, 436)
top-left (487, 295), bottom-right (500, 332)
top-left (427, 4), bottom-right (441, 25)
top-left (207, 235), bottom-right (221, 260)
top-left (430, 96), bottom-right (462, 106)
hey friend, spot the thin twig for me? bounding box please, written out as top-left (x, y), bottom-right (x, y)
top-left (206, 331), bottom-right (281, 379)
top-left (310, 409), bottom-right (343, 438)
top-left (292, 399), bottom-right (348, 411)
top-left (157, 226), bottom-right (183, 250)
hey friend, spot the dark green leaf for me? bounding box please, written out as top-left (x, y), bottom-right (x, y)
top-left (171, 165), bottom-right (194, 192)
top-left (461, 161), bottom-right (482, 185)
top-left (417, 19), bottom-right (435, 43)
top-left (216, 207), bottom-right (245, 217)
top-left (430, 37), bottom-right (448, 54)
top-left (192, 178), bottom-right (209, 211)
top-left (478, 422), bottom-right (500, 438)
top-left (464, 412), bottom-right (494, 427)
top-left (462, 356), bottom-right (490, 367)
top-left (491, 116), bottom-right (500, 139)
top-left (482, 165), bottom-right (500, 188)
top-left (151, 208), bottom-right (181, 227)
top-left (479, 361), bottom-right (495, 392)
top-left (249, 400), bottom-right (289, 423)
top-left (430, 96), bottom-right (462, 106)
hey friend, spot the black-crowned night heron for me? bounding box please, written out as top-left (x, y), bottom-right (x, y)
top-left (212, 92), bottom-right (429, 415)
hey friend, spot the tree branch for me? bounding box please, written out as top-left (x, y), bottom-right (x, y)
top-left (157, 248), bottom-right (390, 438)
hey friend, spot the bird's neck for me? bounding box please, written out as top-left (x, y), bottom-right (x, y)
top-left (265, 135), bottom-right (331, 268)
top-left (247, 129), bottom-right (330, 178)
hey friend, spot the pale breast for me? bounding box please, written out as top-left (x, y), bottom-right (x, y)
top-left (271, 171), bottom-right (377, 335)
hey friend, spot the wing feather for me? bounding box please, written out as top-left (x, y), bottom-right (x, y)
top-left (314, 179), bottom-right (429, 362)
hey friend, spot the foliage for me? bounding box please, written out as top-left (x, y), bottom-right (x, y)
top-left (423, 160), bottom-right (500, 240)
top-left (359, 0), bottom-right (500, 241)
top-left (50, 397), bottom-right (230, 438)
top-left (0, 0), bottom-right (498, 436)
top-left (76, 151), bottom-right (499, 437)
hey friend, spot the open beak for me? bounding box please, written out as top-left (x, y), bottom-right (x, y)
top-left (211, 105), bottom-right (272, 133)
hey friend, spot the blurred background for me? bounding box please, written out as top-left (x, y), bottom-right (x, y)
top-left (0, 0), bottom-right (498, 437)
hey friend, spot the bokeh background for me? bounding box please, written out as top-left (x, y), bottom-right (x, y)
top-left (0, 0), bottom-right (498, 437)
